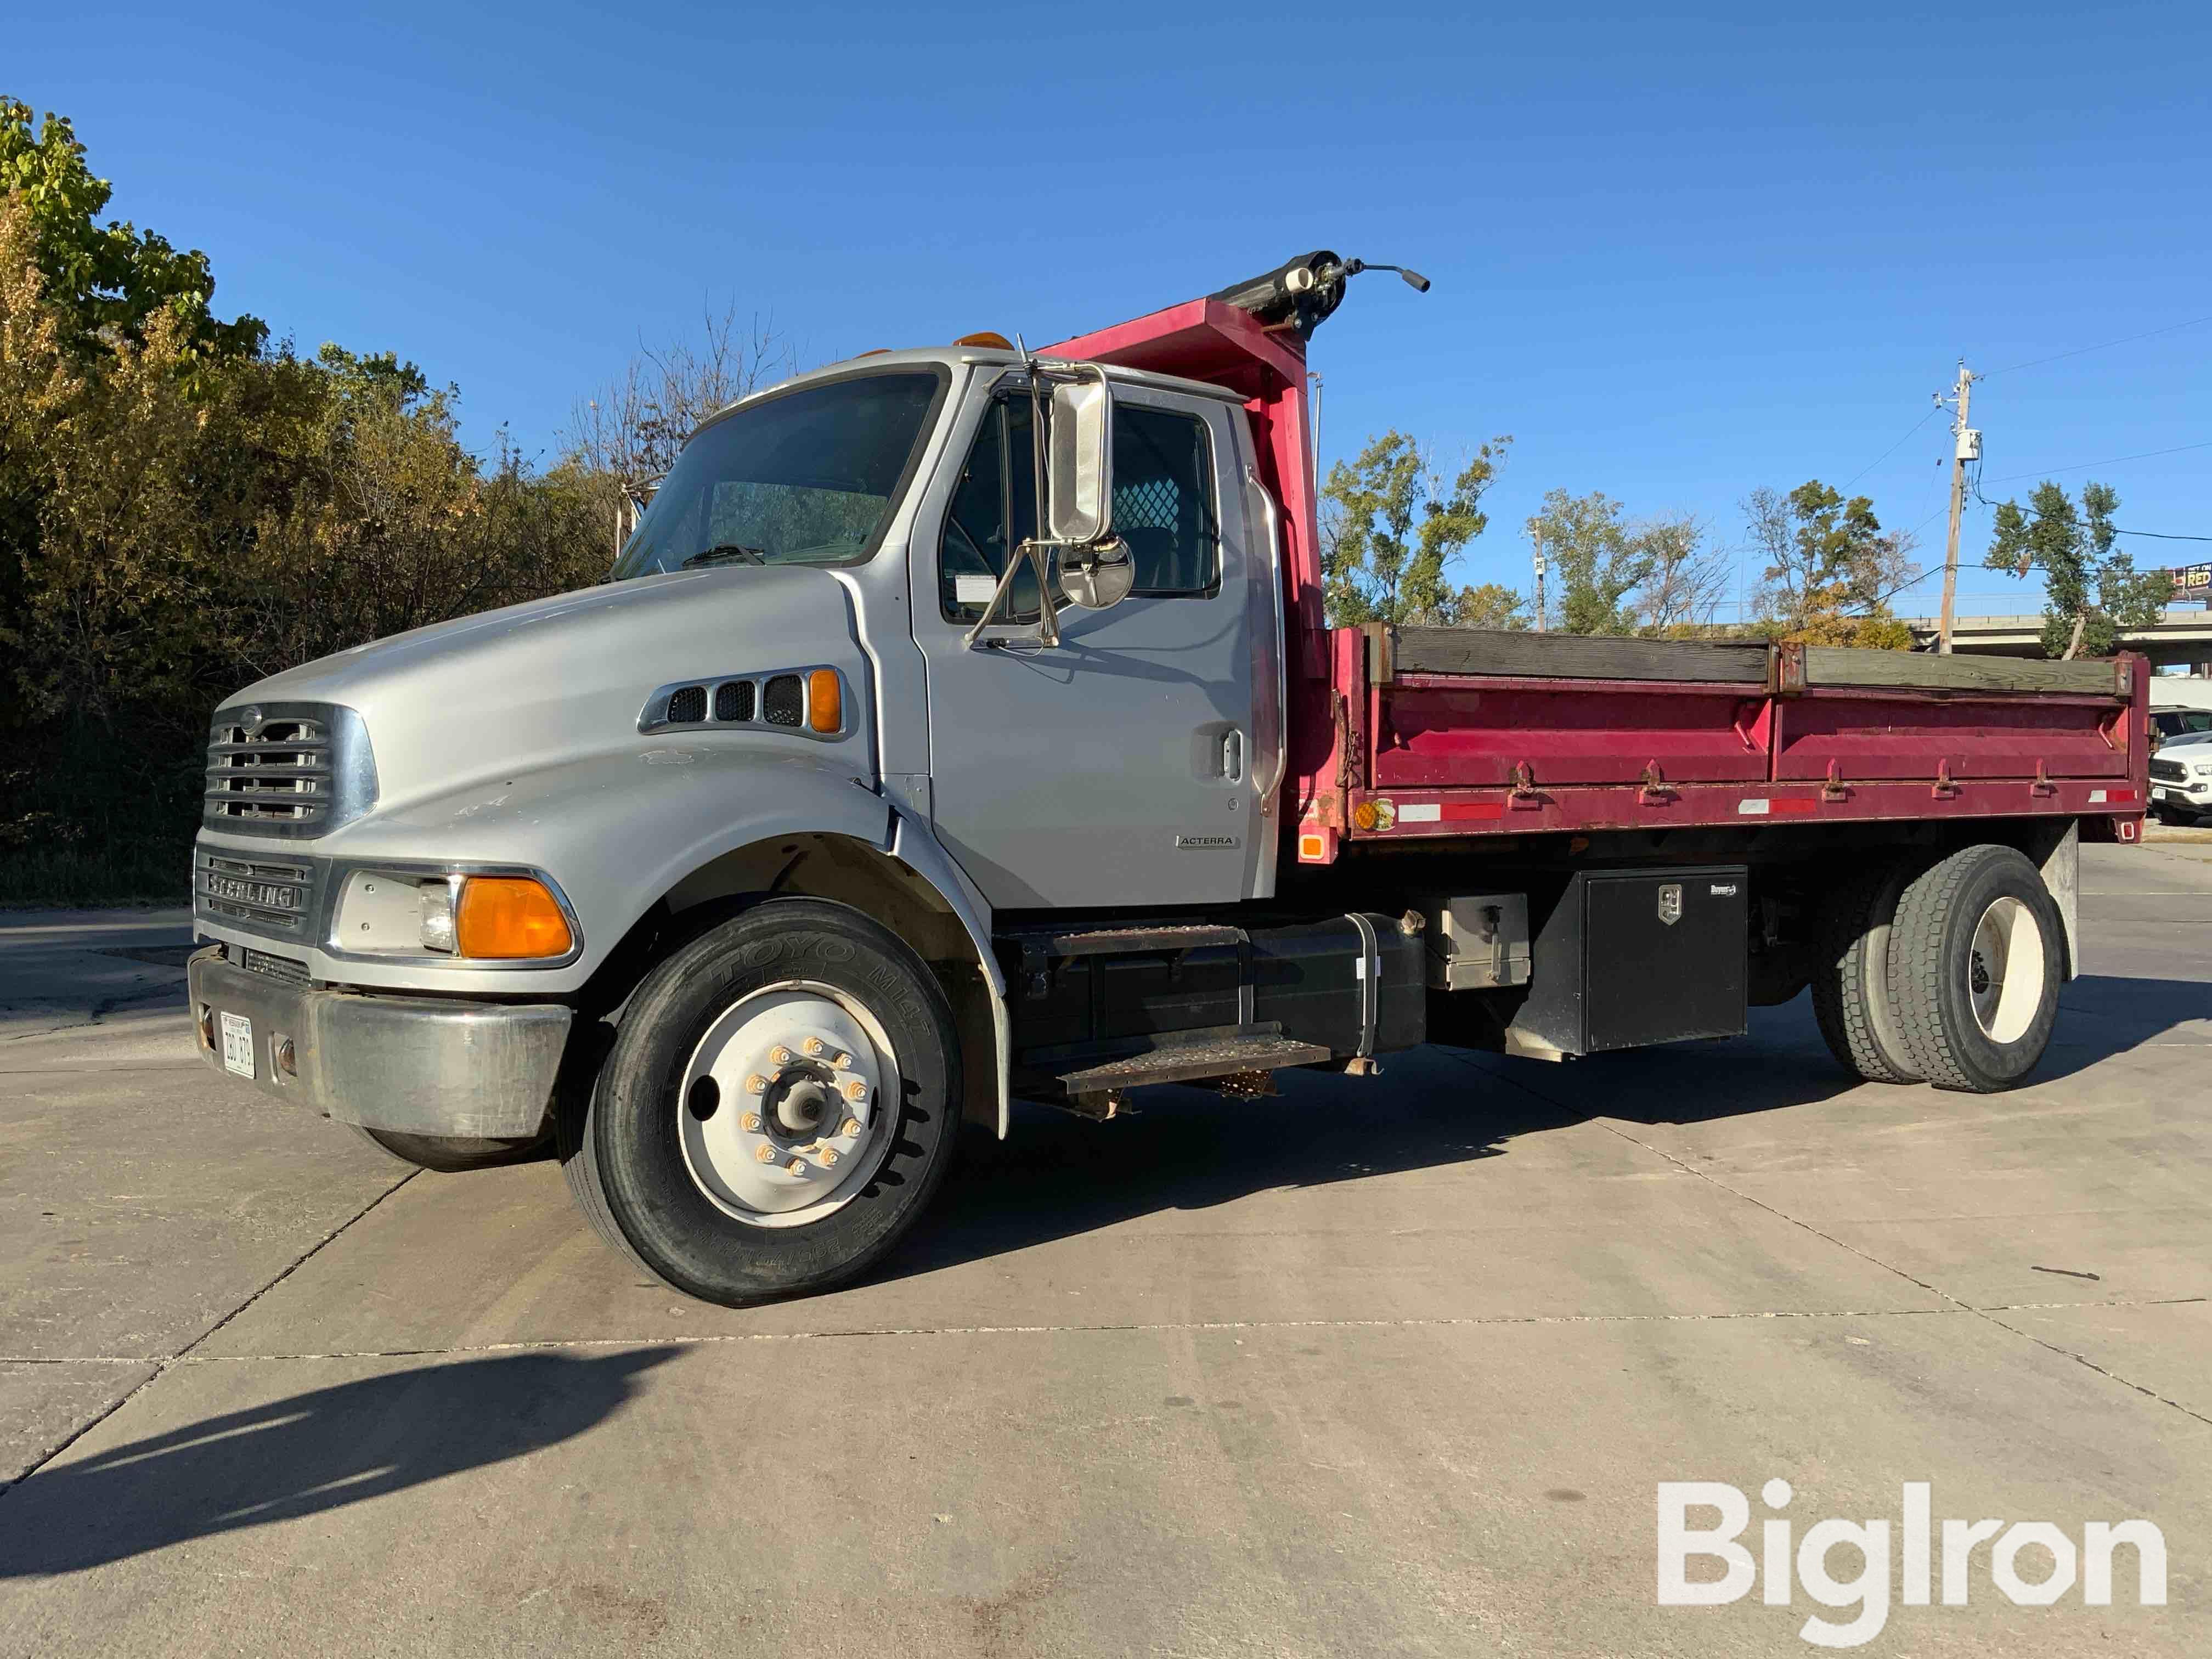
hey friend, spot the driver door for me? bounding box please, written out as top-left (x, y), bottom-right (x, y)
top-left (911, 382), bottom-right (1259, 910)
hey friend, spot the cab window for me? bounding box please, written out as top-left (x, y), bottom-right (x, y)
top-left (939, 396), bottom-right (1220, 622)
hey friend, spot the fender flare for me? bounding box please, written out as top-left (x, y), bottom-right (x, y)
top-left (888, 806), bottom-right (1011, 1138)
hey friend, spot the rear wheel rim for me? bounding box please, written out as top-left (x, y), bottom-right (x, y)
top-left (676, 980), bottom-right (899, 1229)
top-left (1966, 895), bottom-right (2045, 1045)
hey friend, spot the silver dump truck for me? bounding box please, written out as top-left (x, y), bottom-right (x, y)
top-left (188, 255), bottom-right (2149, 1304)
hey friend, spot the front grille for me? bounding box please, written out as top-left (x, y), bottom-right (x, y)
top-left (239, 946), bottom-right (312, 985)
top-left (202, 702), bottom-right (375, 838)
top-left (196, 849), bottom-right (320, 936)
top-left (2149, 757), bottom-right (2188, 784)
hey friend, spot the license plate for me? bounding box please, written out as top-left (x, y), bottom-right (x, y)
top-left (2151, 787), bottom-right (2166, 801)
top-left (219, 1011), bottom-right (256, 1079)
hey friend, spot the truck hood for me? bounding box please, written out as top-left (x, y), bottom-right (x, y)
top-left (225, 567), bottom-right (870, 812)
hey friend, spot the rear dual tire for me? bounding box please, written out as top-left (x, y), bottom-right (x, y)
top-left (1814, 844), bottom-right (2064, 1093)
top-left (1884, 844), bottom-right (2064, 1093)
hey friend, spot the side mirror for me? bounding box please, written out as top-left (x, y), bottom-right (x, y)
top-left (1046, 373), bottom-right (1114, 546)
top-left (1058, 540), bottom-right (1134, 610)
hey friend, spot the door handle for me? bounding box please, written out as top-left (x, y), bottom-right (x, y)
top-left (1222, 729), bottom-right (1245, 783)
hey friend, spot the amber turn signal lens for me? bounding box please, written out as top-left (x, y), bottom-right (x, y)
top-left (1351, 800), bottom-right (1380, 831)
top-left (455, 877), bottom-right (573, 960)
top-left (807, 669), bottom-right (842, 734)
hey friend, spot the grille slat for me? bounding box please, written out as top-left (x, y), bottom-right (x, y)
top-left (205, 708), bottom-right (335, 828)
top-left (201, 702), bottom-right (374, 838)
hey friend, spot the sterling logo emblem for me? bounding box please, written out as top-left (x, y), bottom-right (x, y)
top-left (1657, 883), bottom-right (1683, 926)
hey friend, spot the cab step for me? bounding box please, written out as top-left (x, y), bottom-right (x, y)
top-left (1049, 1030), bottom-right (1331, 1114)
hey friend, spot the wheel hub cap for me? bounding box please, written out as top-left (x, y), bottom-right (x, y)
top-left (678, 984), bottom-right (895, 1227)
top-left (1966, 895), bottom-right (2045, 1045)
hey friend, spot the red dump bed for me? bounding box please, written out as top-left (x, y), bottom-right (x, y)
top-left (1047, 295), bottom-right (2152, 867)
top-left (1294, 627), bottom-right (2149, 862)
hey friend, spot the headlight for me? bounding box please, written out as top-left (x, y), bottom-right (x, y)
top-left (330, 867), bottom-right (575, 962)
top-left (2193, 760), bottom-right (2212, 777)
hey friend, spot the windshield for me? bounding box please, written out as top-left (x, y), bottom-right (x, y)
top-left (612, 369), bottom-right (946, 579)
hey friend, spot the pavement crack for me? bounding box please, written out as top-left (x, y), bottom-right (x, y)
top-left (12, 1295), bottom-right (2203, 1365)
top-left (1539, 1080), bottom-right (2212, 1433)
top-left (0, 1170), bottom-right (419, 1500)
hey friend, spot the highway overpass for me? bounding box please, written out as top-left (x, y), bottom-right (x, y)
top-left (1904, 607), bottom-right (2212, 670)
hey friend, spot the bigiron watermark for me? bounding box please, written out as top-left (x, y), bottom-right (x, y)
top-left (1657, 1480), bottom-right (2166, 1649)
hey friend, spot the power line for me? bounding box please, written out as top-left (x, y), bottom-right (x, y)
top-left (1842, 404), bottom-right (1944, 488)
top-left (1982, 313), bottom-right (2212, 379)
top-left (1983, 439), bottom-right (2212, 484)
top-left (2113, 527), bottom-right (2212, 543)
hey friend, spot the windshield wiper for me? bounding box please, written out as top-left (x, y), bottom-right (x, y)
top-left (681, 543), bottom-right (770, 569)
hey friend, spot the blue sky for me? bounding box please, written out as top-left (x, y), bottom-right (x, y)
top-left (12, 2), bottom-right (2209, 620)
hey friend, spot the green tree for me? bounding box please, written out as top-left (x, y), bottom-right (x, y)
top-left (1, 97), bottom-right (264, 359)
top-left (1983, 480), bottom-right (2166, 659)
top-left (1322, 430), bottom-right (1511, 625)
top-left (1744, 481), bottom-right (1916, 647)
top-left (1527, 489), bottom-right (1648, 635)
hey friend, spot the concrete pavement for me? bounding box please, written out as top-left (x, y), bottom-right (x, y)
top-left (1, 846), bottom-right (2206, 1655)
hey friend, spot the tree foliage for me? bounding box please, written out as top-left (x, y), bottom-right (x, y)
top-left (1322, 430), bottom-right (1515, 627)
top-left (0, 98), bottom-right (264, 360)
top-left (1743, 481), bottom-right (1917, 647)
top-left (1527, 490), bottom-right (1646, 635)
top-left (1982, 479), bottom-right (2166, 659)
top-left (0, 176), bottom-right (610, 900)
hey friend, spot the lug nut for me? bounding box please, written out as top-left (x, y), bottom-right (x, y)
top-left (740, 1112), bottom-right (762, 1132)
top-left (821, 1148), bottom-right (839, 1166)
top-left (770, 1046), bottom-right (793, 1065)
top-left (754, 1143), bottom-right (776, 1163)
top-left (833, 1052), bottom-right (853, 1069)
top-left (786, 1158), bottom-right (807, 1177)
top-left (803, 1036), bottom-right (827, 1056)
top-left (745, 1074), bottom-right (768, 1094)
top-left (840, 1117), bottom-right (862, 1138)
top-left (844, 1080), bottom-right (868, 1102)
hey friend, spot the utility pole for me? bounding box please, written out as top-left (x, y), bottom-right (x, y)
top-left (1532, 526), bottom-right (1547, 633)
top-left (1936, 359), bottom-right (1981, 654)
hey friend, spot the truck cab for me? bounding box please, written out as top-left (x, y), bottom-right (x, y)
top-left (187, 255), bottom-right (2147, 1305)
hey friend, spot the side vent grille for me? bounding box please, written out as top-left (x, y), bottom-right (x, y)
top-left (714, 680), bottom-right (754, 722)
top-left (637, 669), bottom-right (844, 741)
top-left (763, 675), bottom-right (803, 727)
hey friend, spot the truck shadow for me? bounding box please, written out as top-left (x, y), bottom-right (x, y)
top-left (0, 1348), bottom-right (678, 1578)
top-left (891, 973), bottom-right (2202, 1277)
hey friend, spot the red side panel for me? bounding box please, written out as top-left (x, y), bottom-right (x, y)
top-left (1771, 691), bottom-right (2130, 782)
top-left (1375, 677), bottom-right (1771, 789)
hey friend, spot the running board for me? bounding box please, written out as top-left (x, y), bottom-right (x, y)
top-left (1054, 1031), bottom-right (1331, 1102)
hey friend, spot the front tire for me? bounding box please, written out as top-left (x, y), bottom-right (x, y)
top-left (562, 899), bottom-right (961, 1305)
top-left (1885, 845), bottom-right (2064, 1093)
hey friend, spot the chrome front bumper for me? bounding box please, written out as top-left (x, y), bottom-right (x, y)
top-left (186, 947), bottom-right (572, 1139)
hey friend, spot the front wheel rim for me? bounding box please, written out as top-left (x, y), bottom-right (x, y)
top-left (676, 980), bottom-right (900, 1229)
top-left (1966, 895), bottom-right (2045, 1044)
